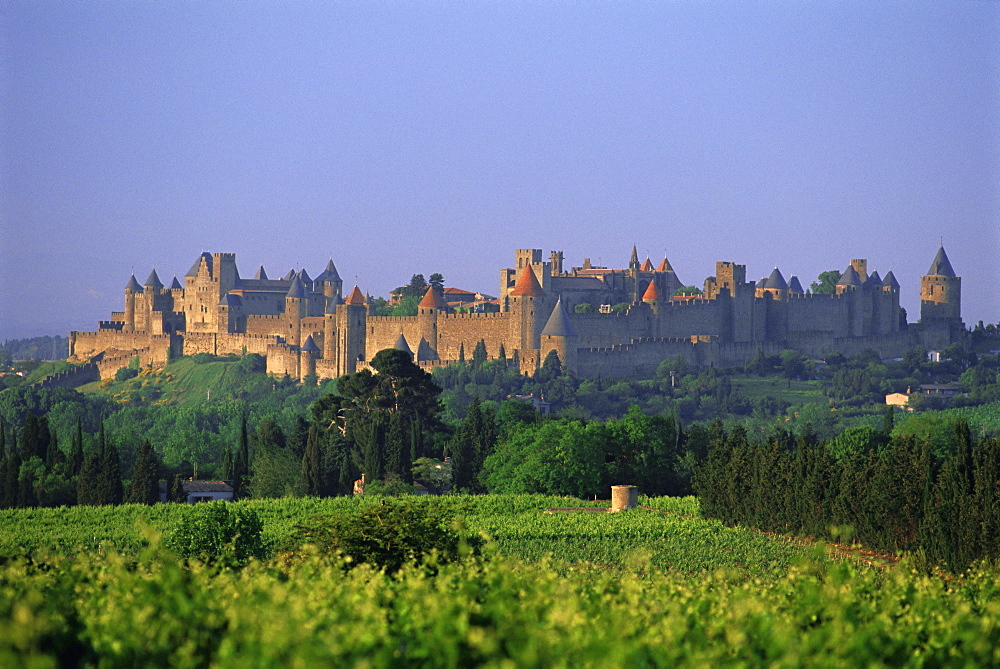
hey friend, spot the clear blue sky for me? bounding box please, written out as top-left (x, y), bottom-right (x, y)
top-left (2, 1), bottom-right (997, 340)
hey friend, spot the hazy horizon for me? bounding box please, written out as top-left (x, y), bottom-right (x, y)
top-left (3, 1), bottom-right (997, 340)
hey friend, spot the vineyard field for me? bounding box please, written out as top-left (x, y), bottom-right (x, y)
top-left (2, 495), bottom-right (998, 666)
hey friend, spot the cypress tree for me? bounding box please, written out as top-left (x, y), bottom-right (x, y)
top-left (99, 440), bottom-right (124, 505)
top-left (384, 411), bottom-right (408, 481)
top-left (220, 445), bottom-right (234, 481)
top-left (77, 452), bottom-right (100, 505)
top-left (472, 339), bottom-right (487, 366)
top-left (5, 450), bottom-right (22, 508)
top-left (69, 419), bottom-right (84, 477)
top-left (169, 474), bottom-right (187, 503)
top-left (458, 342), bottom-right (465, 363)
top-left (21, 413), bottom-right (50, 462)
top-left (302, 423), bottom-right (323, 496)
top-left (126, 440), bottom-right (160, 505)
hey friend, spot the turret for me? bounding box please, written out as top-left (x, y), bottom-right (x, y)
top-left (835, 265), bottom-right (863, 294)
top-left (300, 335), bottom-right (319, 380)
top-left (920, 245), bottom-right (961, 322)
top-left (508, 264), bottom-right (548, 352)
top-left (285, 276), bottom-right (307, 346)
top-left (337, 286), bottom-right (368, 375)
top-left (315, 258), bottom-right (343, 309)
top-left (393, 332), bottom-right (413, 360)
top-left (761, 267), bottom-right (788, 300)
top-left (124, 274), bottom-right (142, 330)
top-left (540, 297), bottom-right (578, 372)
top-left (417, 285), bottom-right (448, 359)
top-left (642, 279), bottom-right (662, 314)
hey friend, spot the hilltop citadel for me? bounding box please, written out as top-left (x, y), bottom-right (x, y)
top-left (68, 245), bottom-right (964, 382)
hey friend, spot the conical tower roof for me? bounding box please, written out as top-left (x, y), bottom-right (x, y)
top-left (418, 285), bottom-right (449, 309)
top-left (346, 285), bottom-right (366, 305)
top-left (927, 246), bottom-right (956, 277)
top-left (393, 332), bottom-right (412, 355)
top-left (788, 276), bottom-right (804, 293)
top-left (864, 270), bottom-right (883, 288)
top-left (541, 297), bottom-right (577, 337)
top-left (283, 269), bottom-right (296, 281)
top-left (882, 270), bottom-right (900, 289)
top-left (125, 274), bottom-right (143, 292)
top-left (837, 265), bottom-right (862, 287)
top-left (301, 335), bottom-right (320, 353)
top-left (286, 276), bottom-right (307, 299)
top-left (629, 245), bottom-right (639, 269)
top-left (656, 257), bottom-right (675, 272)
top-left (509, 265), bottom-right (545, 297)
top-left (298, 268), bottom-right (312, 284)
top-left (642, 279), bottom-right (661, 301)
top-left (144, 269), bottom-right (163, 289)
top-left (169, 277), bottom-right (182, 290)
top-left (254, 265), bottom-right (269, 280)
top-left (764, 267), bottom-right (788, 290)
top-left (640, 258), bottom-right (654, 272)
top-left (315, 259), bottom-right (341, 283)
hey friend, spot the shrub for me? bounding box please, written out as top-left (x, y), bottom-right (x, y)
top-left (165, 502), bottom-right (268, 567)
top-left (284, 500), bottom-right (481, 574)
top-left (114, 367), bottom-right (139, 383)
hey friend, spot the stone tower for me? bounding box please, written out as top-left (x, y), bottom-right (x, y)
top-left (540, 296), bottom-right (578, 371)
top-left (284, 276), bottom-right (307, 346)
top-left (509, 264), bottom-right (547, 349)
top-left (920, 245), bottom-right (961, 322)
top-left (416, 285), bottom-right (447, 361)
top-left (337, 286), bottom-right (368, 375)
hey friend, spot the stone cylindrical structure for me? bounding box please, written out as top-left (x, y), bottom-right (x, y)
top-left (610, 485), bottom-right (638, 512)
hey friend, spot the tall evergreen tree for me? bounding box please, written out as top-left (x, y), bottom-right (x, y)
top-left (472, 339), bottom-right (487, 366)
top-left (126, 440), bottom-right (160, 505)
top-left (21, 413), bottom-right (50, 462)
top-left (69, 419), bottom-right (84, 477)
top-left (302, 422), bottom-right (324, 496)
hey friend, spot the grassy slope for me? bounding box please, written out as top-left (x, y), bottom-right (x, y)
top-left (78, 357), bottom-right (268, 407)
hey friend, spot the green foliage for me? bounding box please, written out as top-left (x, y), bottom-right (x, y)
top-left (2, 495), bottom-right (1000, 667)
top-left (284, 499), bottom-right (478, 574)
top-left (114, 366), bottom-right (139, 383)
top-left (573, 302), bottom-right (593, 314)
top-left (810, 269), bottom-right (841, 294)
top-left (164, 502), bottom-right (268, 567)
top-left (673, 285), bottom-right (702, 296)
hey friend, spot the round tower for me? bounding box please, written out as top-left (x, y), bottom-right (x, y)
top-left (299, 335), bottom-right (319, 381)
top-left (338, 286), bottom-right (368, 374)
top-left (508, 264), bottom-right (548, 352)
top-left (540, 297), bottom-right (578, 373)
top-left (920, 246), bottom-right (961, 322)
top-left (642, 279), bottom-right (661, 315)
top-left (417, 286), bottom-right (448, 358)
top-left (124, 274), bottom-right (142, 330)
top-left (285, 276), bottom-right (307, 347)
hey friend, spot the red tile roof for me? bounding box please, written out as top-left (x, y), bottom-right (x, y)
top-left (346, 286), bottom-right (366, 304)
top-left (418, 286), bottom-right (449, 309)
top-left (642, 280), bottom-right (661, 301)
top-left (509, 265), bottom-right (545, 297)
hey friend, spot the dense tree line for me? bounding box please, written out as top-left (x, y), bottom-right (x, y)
top-left (694, 417), bottom-right (1000, 573)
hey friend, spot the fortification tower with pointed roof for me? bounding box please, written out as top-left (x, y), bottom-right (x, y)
top-left (335, 286), bottom-right (368, 375)
top-left (920, 245), bottom-right (961, 323)
top-left (508, 264), bottom-right (550, 371)
top-left (540, 296), bottom-right (578, 371)
top-left (416, 285), bottom-right (448, 361)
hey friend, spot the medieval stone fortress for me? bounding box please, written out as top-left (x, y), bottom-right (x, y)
top-left (69, 245), bottom-right (964, 381)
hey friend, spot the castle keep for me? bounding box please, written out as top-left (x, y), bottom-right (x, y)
top-left (69, 246), bottom-right (964, 380)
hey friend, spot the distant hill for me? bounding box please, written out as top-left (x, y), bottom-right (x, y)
top-left (1, 335), bottom-right (69, 361)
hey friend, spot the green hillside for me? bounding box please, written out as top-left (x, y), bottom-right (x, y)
top-left (77, 355), bottom-right (334, 408)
